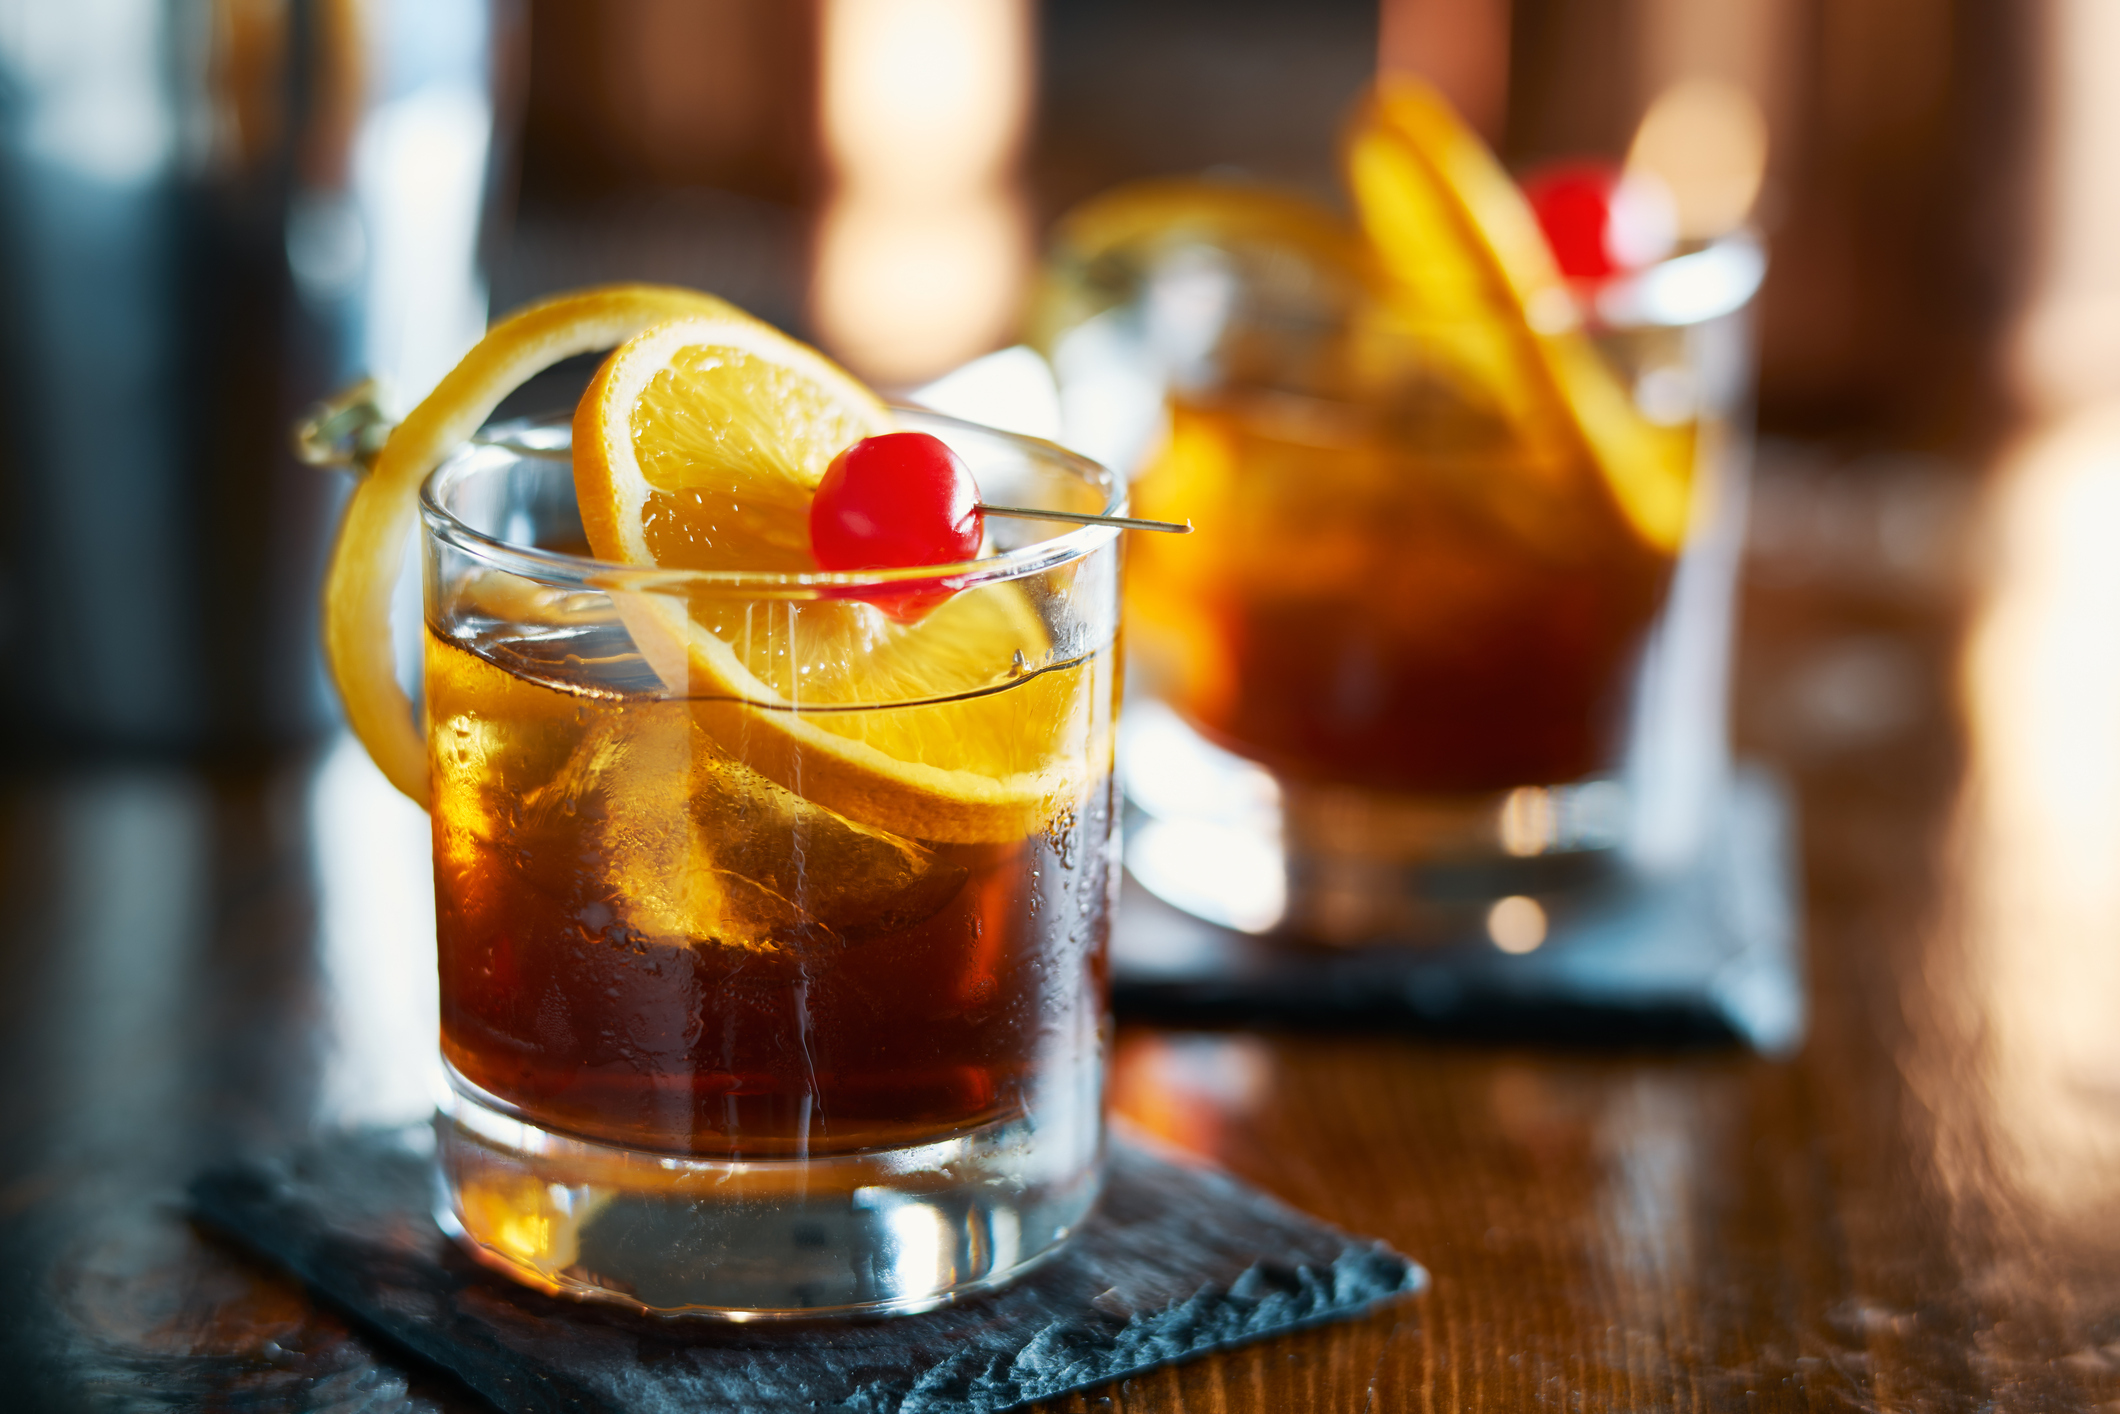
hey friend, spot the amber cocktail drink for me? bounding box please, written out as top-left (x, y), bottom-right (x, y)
top-left (419, 409), bottom-right (1120, 1316)
top-left (429, 637), bottom-right (1108, 1159)
top-left (1129, 389), bottom-right (1676, 795)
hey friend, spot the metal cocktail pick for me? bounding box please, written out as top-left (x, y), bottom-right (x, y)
top-left (975, 504), bottom-right (1192, 534)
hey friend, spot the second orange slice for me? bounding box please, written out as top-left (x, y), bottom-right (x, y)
top-left (1345, 80), bottom-right (1697, 554)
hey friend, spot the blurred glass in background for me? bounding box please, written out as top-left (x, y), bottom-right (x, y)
top-left (0, 0), bottom-right (520, 756)
top-left (1037, 176), bottom-right (1765, 940)
top-left (1033, 0), bottom-right (2022, 449)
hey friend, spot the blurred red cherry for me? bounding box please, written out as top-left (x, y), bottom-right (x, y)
top-left (1523, 161), bottom-right (1677, 282)
top-left (810, 431), bottom-right (984, 572)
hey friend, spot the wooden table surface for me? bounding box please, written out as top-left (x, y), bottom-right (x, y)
top-left (7, 433), bottom-right (2120, 1410)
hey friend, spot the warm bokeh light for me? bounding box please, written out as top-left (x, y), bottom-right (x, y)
top-left (821, 0), bottom-right (1028, 197)
top-left (1626, 79), bottom-right (1768, 240)
top-left (1634, 0), bottom-right (1786, 156)
top-left (2011, 0), bottom-right (2120, 414)
top-left (1953, 0), bottom-right (2120, 1223)
top-left (1951, 404), bottom-right (2120, 1216)
top-left (812, 0), bottom-right (1033, 386)
top-left (1487, 895), bottom-right (1548, 954)
top-left (812, 184), bottom-right (1028, 389)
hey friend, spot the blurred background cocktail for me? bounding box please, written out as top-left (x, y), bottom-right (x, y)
top-left (1031, 86), bottom-right (1767, 943)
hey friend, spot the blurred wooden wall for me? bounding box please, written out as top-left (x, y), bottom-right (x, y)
top-left (514, 0), bottom-right (2035, 445)
top-left (517, 0), bottom-right (821, 206)
top-left (1751, 0), bottom-right (2027, 446)
top-left (1489, 0), bottom-right (2032, 446)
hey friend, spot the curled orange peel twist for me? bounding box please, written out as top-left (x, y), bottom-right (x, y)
top-left (320, 283), bottom-right (743, 807)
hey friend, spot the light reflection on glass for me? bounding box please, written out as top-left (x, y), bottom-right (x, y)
top-left (883, 1193), bottom-right (950, 1293)
top-left (908, 344), bottom-right (1061, 442)
top-left (350, 0), bottom-right (497, 407)
top-left (1117, 700), bottom-right (1287, 936)
top-left (310, 734), bottom-right (439, 1129)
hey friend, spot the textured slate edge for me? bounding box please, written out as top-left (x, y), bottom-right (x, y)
top-left (190, 1163), bottom-right (577, 1413)
top-left (189, 1133), bottom-right (1424, 1414)
top-left (868, 1141), bottom-right (1425, 1414)
top-left (820, 1245), bottom-right (1421, 1414)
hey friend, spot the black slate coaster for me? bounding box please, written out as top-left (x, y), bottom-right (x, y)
top-left (188, 1125), bottom-right (1423, 1414)
top-left (1114, 767), bottom-right (1804, 1053)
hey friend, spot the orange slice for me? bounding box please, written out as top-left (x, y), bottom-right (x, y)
top-left (1345, 79), bottom-right (1696, 552)
top-left (1043, 178), bottom-right (1363, 267)
top-left (572, 318), bottom-right (1108, 845)
top-left (322, 284), bottom-right (749, 808)
top-left (1027, 177), bottom-right (1374, 351)
top-left (571, 314), bottom-right (893, 573)
top-left (1030, 176), bottom-right (1535, 483)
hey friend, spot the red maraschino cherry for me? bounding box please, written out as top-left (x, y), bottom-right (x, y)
top-left (1523, 161), bottom-right (1678, 282)
top-left (811, 430), bottom-right (983, 579)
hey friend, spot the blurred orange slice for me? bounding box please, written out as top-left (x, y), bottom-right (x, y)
top-left (1027, 177), bottom-right (1374, 352)
top-left (1345, 80), bottom-right (1695, 553)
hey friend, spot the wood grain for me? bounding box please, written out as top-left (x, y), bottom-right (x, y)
top-left (6, 452), bottom-right (2120, 1410)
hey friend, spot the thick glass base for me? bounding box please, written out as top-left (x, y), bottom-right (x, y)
top-left (435, 1071), bottom-right (1101, 1319)
top-left (1122, 700), bottom-right (1642, 944)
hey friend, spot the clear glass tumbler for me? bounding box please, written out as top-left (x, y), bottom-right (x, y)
top-left (419, 409), bottom-right (1121, 1317)
top-left (1052, 224), bottom-right (1763, 942)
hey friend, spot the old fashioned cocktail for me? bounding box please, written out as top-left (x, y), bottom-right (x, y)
top-left (422, 410), bottom-right (1119, 1316)
top-left (1038, 85), bottom-right (1759, 941)
top-left (315, 290), bottom-right (1122, 1317)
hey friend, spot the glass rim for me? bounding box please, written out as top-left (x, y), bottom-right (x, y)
top-left (418, 405), bottom-right (1125, 595)
top-left (1059, 226), bottom-right (1763, 335)
top-left (1590, 228), bottom-right (1765, 330)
